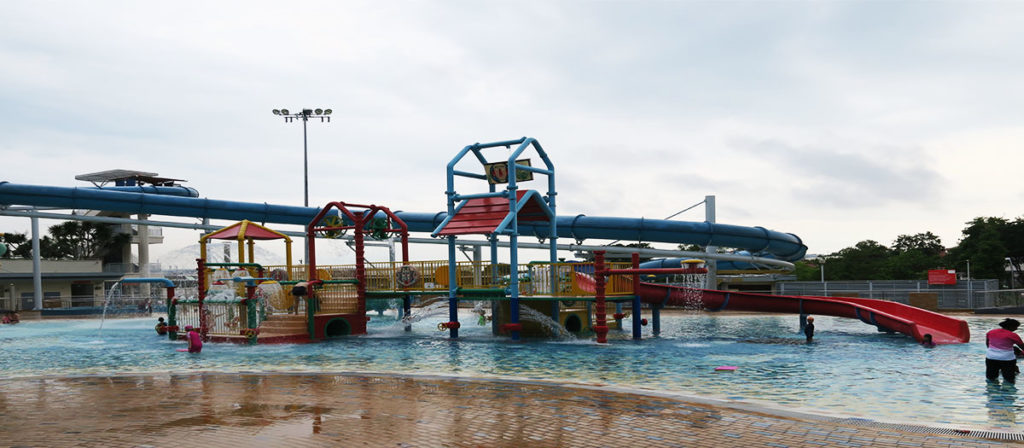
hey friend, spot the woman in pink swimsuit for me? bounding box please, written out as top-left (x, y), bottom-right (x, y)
top-left (986, 318), bottom-right (1024, 383)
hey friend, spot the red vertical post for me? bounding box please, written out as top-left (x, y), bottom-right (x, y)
top-left (594, 250), bottom-right (609, 344)
top-left (401, 232), bottom-right (410, 264)
top-left (196, 258), bottom-right (207, 340)
top-left (631, 252), bottom-right (642, 340)
top-left (196, 258), bottom-right (206, 301)
top-left (307, 227), bottom-right (318, 282)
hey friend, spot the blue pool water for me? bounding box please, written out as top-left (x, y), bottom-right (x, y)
top-left (0, 312), bottom-right (1020, 431)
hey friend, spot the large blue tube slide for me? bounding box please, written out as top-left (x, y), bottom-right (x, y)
top-left (0, 182), bottom-right (806, 261)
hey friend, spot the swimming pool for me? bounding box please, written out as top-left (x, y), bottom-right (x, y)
top-left (0, 312), bottom-right (1018, 431)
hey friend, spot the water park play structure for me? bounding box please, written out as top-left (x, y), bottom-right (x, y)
top-left (0, 137), bottom-right (969, 345)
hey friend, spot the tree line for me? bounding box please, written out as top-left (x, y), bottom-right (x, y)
top-left (794, 217), bottom-right (1024, 286)
top-left (0, 222), bottom-right (128, 263)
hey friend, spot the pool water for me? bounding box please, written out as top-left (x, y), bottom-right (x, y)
top-left (0, 312), bottom-right (1020, 431)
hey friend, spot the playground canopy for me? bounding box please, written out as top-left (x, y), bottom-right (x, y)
top-left (199, 220), bottom-right (293, 277)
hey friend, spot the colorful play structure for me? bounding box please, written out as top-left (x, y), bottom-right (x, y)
top-left (0, 137), bottom-right (970, 345)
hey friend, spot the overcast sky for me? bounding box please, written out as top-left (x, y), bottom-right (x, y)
top-left (1, 1), bottom-right (1022, 266)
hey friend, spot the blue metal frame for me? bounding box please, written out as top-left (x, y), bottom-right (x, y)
top-left (435, 138), bottom-right (557, 340)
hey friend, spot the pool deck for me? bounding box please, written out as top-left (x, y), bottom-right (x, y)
top-left (1, 373), bottom-right (1020, 447)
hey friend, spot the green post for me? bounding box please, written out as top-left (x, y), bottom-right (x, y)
top-left (167, 298), bottom-right (178, 341)
top-left (245, 284), bottom-right (258, 345)
top-left (246, 297), bottom-right (258, 345)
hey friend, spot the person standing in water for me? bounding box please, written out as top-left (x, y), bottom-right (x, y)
top-left (184, 325), bottom-right (203, 353)
top-left (804, 316), bottom-right (815, 342)
top-left (155, 317), bottom-right (167, 335)
top-left (986, 318), bottom-right (1024, 384)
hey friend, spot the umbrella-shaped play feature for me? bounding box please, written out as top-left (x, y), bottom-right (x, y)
top-left (199, 220), bottom-right (294, 279)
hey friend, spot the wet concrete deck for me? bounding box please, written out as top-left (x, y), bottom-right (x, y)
top-left (0, 373), bottom-right (1019, 447)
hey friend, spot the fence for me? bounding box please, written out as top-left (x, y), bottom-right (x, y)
top-left (777, 279), bottom-right (1000, 309)
top-left (173, 297), bottom-right (263, 338)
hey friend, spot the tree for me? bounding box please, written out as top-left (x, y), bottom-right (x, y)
top-left (891, 232), bottom-right (944, 256)
top-left (38, 222), bottom-right (130, 261)
top-left (888, 232), bottom-right (944, 280)
top-left (947, 217), bottom-right (1009, 284)
top-left (1002, 217), bottom-right (1024, 287)
top-left (793, 259), bottom-right (822, 281)
top-left (0, 232), bottom-right (31, 258)
top-left (823, 240), bottom-right (892, 280)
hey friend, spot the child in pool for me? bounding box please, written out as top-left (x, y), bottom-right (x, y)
top-left (804, 316), bottom-right (815, 342)
top-left (921, 333), bottom-right (936, 348)
top-left (185, 325), bottom-right (203, 353)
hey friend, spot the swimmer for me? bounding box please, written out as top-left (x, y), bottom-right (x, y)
top-left (155, 317), bottom-right (168, 335)
top-left (804, 316), bottom-right (815, 342)
top-left (921, 333), bottom-right (936, 348)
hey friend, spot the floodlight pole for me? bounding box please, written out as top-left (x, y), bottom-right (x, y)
top-left (272, 108), bottom-right (332, 207)
top-left (302, 115), bottom-right (309, 207)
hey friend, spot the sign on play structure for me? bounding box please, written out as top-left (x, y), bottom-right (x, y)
top-left (928, 269), bottom-right (957, 285)
top-left (485, 159), bottom-right (533, 185)
top-left (395, 265), bottom-right (421, 288)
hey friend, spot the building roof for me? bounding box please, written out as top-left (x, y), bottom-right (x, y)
top-left (75, 169), bottom-right (186, 187)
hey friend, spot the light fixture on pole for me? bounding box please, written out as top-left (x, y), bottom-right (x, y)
top-left (272, 108), bottom-right (332, 207)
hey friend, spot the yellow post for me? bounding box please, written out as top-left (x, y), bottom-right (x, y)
top-left (237, 221), bottom-right (249, 264)
top-left (285, 240), bottom-right (293, 281)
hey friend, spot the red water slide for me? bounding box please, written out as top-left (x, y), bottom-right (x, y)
top-left (634, 283), bottom-right (971, 344)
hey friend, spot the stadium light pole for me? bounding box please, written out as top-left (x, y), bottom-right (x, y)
top-left (273, 108), bottom-right (332, 207)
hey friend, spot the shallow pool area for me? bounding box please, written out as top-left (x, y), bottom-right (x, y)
top-left (1, 312), bottom-right (1020, 431)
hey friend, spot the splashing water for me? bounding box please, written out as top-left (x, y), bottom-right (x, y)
top-left (674, 273), bottom-right (707, 311)
top-left (400, 299), bottom-right (450, 326)
top-left (518, 306), bottom-right (575, 340)
top-left (96, 281), bottom-right (123, 337)
top-left (208, 268), bottom-right (232, 293)
top-left (256, 281), bottom-right (287, 313)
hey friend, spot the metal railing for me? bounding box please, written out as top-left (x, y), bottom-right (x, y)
top-left (266, 260), bottom-right (637, 297)
top-left (777, 279), bottom-right (1000, 309)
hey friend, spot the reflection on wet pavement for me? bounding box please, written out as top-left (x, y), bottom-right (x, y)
top-left (0, 373), bottom-right (1017, 447)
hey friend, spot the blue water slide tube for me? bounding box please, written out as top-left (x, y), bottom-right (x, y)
top-left (120, 277), bottom-right (176, 287)
top-left (93, 186), bottom-right (200, 197)
top-left (0, 182), bottom-right (806, 261)
top-left (640, 254), bottom-right (776, 272)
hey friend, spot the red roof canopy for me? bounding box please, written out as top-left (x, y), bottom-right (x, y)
top-left (437, 190), bottom-right (550, 236)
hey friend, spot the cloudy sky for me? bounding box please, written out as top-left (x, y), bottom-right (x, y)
top-left (1, 1), bottom-right (1022, 265)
